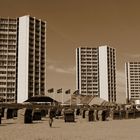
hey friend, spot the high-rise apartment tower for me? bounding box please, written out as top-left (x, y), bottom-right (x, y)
top-left (125, 62), bottom-right (140, 103)
top-left (0, 15), bottom-right (46, 103)
top-left (76, 45), bottom-right (116, 102)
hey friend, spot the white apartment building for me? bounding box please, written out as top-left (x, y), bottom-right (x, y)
top-left (125, 62), bottom-right (140, 102)
top-left (0, 15), bottom-right (46, 103)
top-left (76, 46), bottom-right (116, 102)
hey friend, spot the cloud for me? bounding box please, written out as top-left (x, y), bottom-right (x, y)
top-left (123, 53), bottom-right (140, 60)
top-left (47, 59), bottom-right (60, 64)
top-left (129, 54), bottom-right (140, 58)
top-left (47, 64), bottom-right (76, 74)
top-left (116, 70), bottom-right (126, 103)
top-left (117, 70), bottom-right (125, 87)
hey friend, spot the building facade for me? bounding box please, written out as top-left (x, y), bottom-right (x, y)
top-left (76, 47), bottom-right (99, 96)
top-left (76, 45), bottom-right (116, 102)
top-left (18, 16), bottom-right (46, 103)
top-left (99, 46), bottom-right (116, 102)
top-left (0, 17), bottom-right (18, 103)
top-left (125, 62), bottom-right (140, 102)
top-left (0, 15), bottom-right (46, 103)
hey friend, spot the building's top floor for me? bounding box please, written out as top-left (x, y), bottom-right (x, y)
top-left (77, 45), bottom-right (116, 50)
top-left (0, 15), bottom-right (46, 24)
top-left (126, 62), bottom-right (140, 70)
top-left (126, 62), bottom-right (140, 65)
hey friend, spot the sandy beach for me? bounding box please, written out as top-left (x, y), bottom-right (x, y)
top-left (0, 116), bottom-right (140, 140)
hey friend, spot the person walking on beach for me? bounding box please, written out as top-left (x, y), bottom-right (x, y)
top-left (49, 108), bottom-right (55, 127)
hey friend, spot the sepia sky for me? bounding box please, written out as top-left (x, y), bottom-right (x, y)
top-left (1, 0), bottom-right (140, 103)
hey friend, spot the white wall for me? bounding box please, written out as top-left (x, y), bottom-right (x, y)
top-left (99, 46), bottom-right (108, 101)
top-left (125, 63), bottom-right (129, 101)
top-left (128, 64), bottom-right (131, 101)
top-left (76, 48), bottom-right (81, 94)
top-left (76, 48), bottom-right (78, 90)
top-left (17, 16), bottom-right (29, 103)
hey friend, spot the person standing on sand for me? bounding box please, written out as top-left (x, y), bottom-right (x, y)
top-left (49, 108), bottom-right (55, 127)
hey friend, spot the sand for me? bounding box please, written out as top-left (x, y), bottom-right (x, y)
top-left (0, 116), bottom-right (140, 140)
